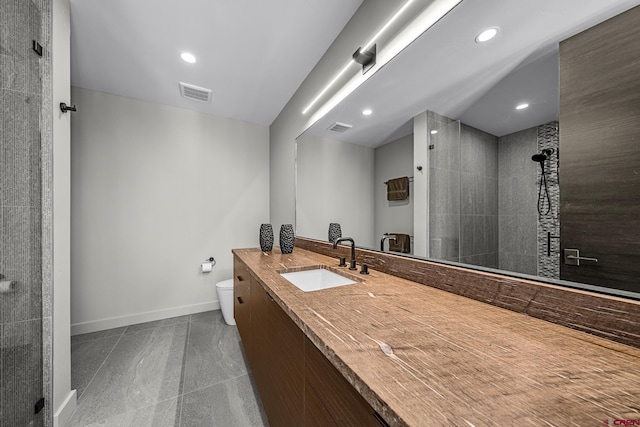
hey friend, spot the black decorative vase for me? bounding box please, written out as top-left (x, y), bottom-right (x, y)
top-left (279, 224), bottom-right (295, 254)
top-left (259, 224), bottom-right (274, 252)
top-left (328, 223), bottom-right (342, 243)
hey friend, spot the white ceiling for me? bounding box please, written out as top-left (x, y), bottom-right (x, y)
top-left (306, 0), bottom-right (639, 146)
top-left (69, 0), bottom-right (363, 126)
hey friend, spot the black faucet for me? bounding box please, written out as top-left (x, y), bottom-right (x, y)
top-left (333, 237), bottom-right (357, 270)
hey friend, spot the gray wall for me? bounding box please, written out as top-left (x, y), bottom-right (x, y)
top-left (296, 133), bottom-right (375, 248)
top-left (269, 0), bottom-right (403, 235)
top-left (460, 124), bottom-right (498, 268)
top-left (70, 87), bottom-right (269, 333)
top-left (375, 134), bottom-right (413, 251)
top-left (498, 126), bottom-right (538, 275)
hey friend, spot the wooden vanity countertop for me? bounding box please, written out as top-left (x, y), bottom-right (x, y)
top-left (233, 247), bottom-right (640, 427)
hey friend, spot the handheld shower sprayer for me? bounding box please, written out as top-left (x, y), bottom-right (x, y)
top-left (531, 148), bottom-right (554, 164)
top-left (532, 148), bottom-right (555, 216)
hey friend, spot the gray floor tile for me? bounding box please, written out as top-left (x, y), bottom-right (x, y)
top-left (80, 397), bottom-right (181, 427)
top-left (68, 323), bottom-right (189, 426)
top-left (124, 315), bottom-right (191, 334)
top-left (69, 312), bottom-right (267, 427)
top-left (71, 327), bottom-right (126, 344)
top-left (71, 335), bottom-right (121, 399)
top-left (189, 310), bottom-right (219, 324)
top-left (179, 374), bottom-right (268, 427)
top-left (182, 314), bottom-right (248, 394)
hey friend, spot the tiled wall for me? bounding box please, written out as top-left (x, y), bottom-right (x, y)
top-left (495, 122), bottom-right (560, 278)
top-left (427, 111), bottom-right (460, 262)
top-left (536, 122), bottom-right (560, 279)
top-left (497, 127), bottom-right (538, 275)
top-left (460, 124), bottom-right (498, 268)
top-left (426, 112), bottom-right (499, 268)
top-left (1, 0), bottom-right (51, 425)
top-left (426, 113), bottom-right (559, 277)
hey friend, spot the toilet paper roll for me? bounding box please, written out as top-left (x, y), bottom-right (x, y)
top-left (0, 280), bottom-right (17, 293)
top-left (201, 262), bottom-right (213, 273)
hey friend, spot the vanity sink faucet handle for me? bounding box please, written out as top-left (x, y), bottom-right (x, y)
top-left (333, 237), bottom-right (357, 271)
top-left (360, 264), bottom-right (369, 275)
top-left (338, 256), bottom-right (347, 267)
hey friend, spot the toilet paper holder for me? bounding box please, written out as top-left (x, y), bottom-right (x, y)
top-left (201, 257), bottom-right (216, 273)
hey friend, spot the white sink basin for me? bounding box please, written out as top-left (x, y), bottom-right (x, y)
top-left (280, 267), bottom-right (357, 292)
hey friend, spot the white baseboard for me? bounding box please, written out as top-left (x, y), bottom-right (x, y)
top-left (70, 301), bottom-right (220, 336)
top-left (54, 389), bottom-right (77, 427)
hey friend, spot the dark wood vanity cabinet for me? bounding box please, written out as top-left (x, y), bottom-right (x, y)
top-left (234, 262), bottom-right (304, 427)
top-left (304, 337), bottom-right (384, 427)
top-left (233, 256), bottom-right (384, 427)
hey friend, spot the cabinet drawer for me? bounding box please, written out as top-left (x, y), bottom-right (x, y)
top-left (233, 256), bottom-right (251, 346)
top-left (233, 257), bottom-right (250, 288)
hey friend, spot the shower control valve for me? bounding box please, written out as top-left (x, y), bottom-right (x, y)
top-left (564, 249), bottom-right (598, 266)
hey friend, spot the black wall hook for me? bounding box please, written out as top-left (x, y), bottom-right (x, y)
top-left (32, 41), bottom-right (43, 57)
top-left (60, 103), bottom-right (77, 113)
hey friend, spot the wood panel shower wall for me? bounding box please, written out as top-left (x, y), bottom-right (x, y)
top-left (559, 5), bottom-right (640, 291)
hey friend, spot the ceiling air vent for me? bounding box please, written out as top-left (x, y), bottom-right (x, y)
top-left (179, 82), bottom-right (212, 103)
top-left (328, 122), bottom-right (353, 133)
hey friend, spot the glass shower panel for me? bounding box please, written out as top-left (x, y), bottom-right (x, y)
top-left (1, 0), bottom-right (45, 425)
top-left (427, 112), bottom-right (461, 263)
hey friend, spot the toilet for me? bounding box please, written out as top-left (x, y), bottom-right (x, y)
top-left (216, 279), bottom-right (236, 325)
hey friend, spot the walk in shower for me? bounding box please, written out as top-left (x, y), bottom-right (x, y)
top-left (425, 111), bottom-right (560, 278)
top-left (1, 0), bottom-right (51, 425)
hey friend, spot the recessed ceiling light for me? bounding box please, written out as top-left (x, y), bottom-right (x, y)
top-left (181, 52), bottom-right (196, 64)
top-left (362, 109), bottom-right (373, 116)
top-left (430, 130), bottom-right (438, 135)
top-left (475, 27), bottom-right (499, 43)
top-left (516, 103), bottom-right (529, 110)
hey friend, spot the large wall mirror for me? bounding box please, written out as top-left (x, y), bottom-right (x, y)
top-left (296, 0), bottom-right (640, 298)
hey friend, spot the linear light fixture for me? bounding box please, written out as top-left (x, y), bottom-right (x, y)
top-left (306, 0), bottom-right (463, 126)
top-left (362, 0), bottom-right (416, 52)
top-left (302, 0), bottom-right (417, 115)
top-left (301, 61), bottom-right (355, 115)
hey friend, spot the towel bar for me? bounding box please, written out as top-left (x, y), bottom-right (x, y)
top-left (384, 177), bottom-right (414, 185)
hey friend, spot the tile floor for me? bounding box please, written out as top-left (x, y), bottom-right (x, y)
top-left (68, 311), bottom-right (269, 427)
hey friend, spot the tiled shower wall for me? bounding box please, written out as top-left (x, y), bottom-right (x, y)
top-left (1, 0), bottom-right (52, 425)
top-left (536, 122), bottom-right (560, 279)
top-left (427, 111), bottom-right (560, 277)
top-left (497, 127), bottom-right (538, 275)
top-left (426, 111), bottom-right (499, 268)
top-left (427, 111), bottom-right (461, 262)
top-left (496, 122), bottom-right (560, 278)
top-left (460, 124), bottom-right (498, 269)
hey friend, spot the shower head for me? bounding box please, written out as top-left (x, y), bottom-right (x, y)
top-left (531, 153), bottom-right (547, 162)
top-left (531, 148), bottom-right (554, 163)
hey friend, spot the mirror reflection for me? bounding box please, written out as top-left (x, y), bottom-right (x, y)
top-left (296, 0), bottom-right (640, 296)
